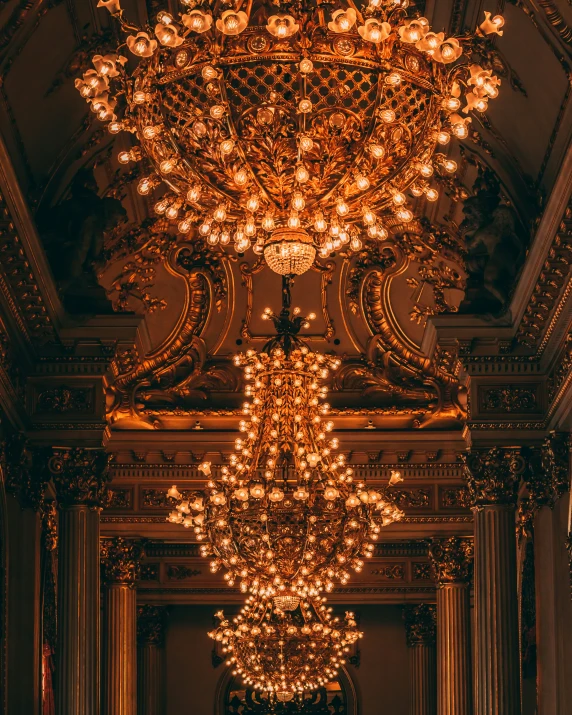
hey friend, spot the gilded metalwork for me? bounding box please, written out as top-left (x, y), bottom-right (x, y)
top-left (79, 0), bottom-right (506, 274)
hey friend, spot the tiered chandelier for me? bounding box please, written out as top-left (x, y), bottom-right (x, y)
top-left (82, 0), bottom-right (504, 274)
top-left (209, 595), bottom-right (361, 699)
top-left (167, 280), bottom-right (403, 600)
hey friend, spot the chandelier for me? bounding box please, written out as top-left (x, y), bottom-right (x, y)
top-left (209, 595), bottom-right (361, 698)
top-left (81, 0), bottom-right (505, 274)
top-left (167, 278), bottom-right (403, 598)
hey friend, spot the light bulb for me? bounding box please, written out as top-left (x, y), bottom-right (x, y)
top-left (165, 205), bottom-right (179, 220)
top-left (336, 198), bottom-right (349, 216)
top-left (246, 195), bottom-right (260, 213)
top-left (418, 163), bottom-right (433, 177)
top-left (213, 205), bottom-right (227, 222)
top-left (378, 109), bottom-right (396, 123)
top-left (299, 135), bottom-right (314, 152)
top-left (220, 138), bottom-right (235, 155)
top-left (443, 97), bottom-right (461, 111)
top-left (187, 185), bottom-right (201, 202)
top-left (425, 187), bottom-right (439, 201)
top-left (392, 191), bottom-right (406, 206)
top-left (396, 207), bottom-right (413, 222)
top-left (299, 58), bottom-right (314, 73)
top-left (133, 91), bottom-right (148, 104)
top-left (288, 212), bottom-right (300, 228)
top-left (210, 104), bottom-right (225, 119)
top-left (355, 174), bottom-right (370, 191)
top-left (118, 151), bottom-right (131, 164)
top-left (369, 144), bottom-right (385, 159)
top-left (385, 73), bottom-right (401, 86)
top-left (234, 169), bottom-right (248, 186)
top-left (295, 164), bottom-right (309, 183)
top-left (298, 99), bottom-right (313, 113)
top-left (137, 178), bottom-right (152, 195)
top-left (444, 159), bottom-right (457, 173)
top-left (262, 213), bottom-right (275, 231)
top-left (349, 236), bottom-right (362, 251)
top-left (160, 159), bottom-right (175, 174)
top-left (178, 218), bottom-right (192, 233)
top-left (436, 131), bottom-right (451, 145)
top-left (291, 192), bottom-right (305, 212)
top-left (314, 213), bottom-right (327, 232)
top-left (202, 65), bottom-right (219, 80)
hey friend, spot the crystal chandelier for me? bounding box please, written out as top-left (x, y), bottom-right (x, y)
top-left (167, 278), bottom-right (404, 598)
top-left (209, 595), bottom-right (361, 698)
top-left (81, 0), bottom-right (505, 274)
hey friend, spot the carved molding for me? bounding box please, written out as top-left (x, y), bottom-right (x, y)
top-left (429, 537), bottom-right (473, 584)
top-left (479, 385), bottom-right (540, 413)
top-left (36, 386), bottom-right (94, 414)
top-left (403, 603), bottom-right (437, 647)
top-left (137, 604), bottom-right (168, 646)
top-left (101, 537), bottom-right (144, 586)
top-left (49, 448), bottom-right (111, 508)
top-left (463, 447), bottom-right (526, 507)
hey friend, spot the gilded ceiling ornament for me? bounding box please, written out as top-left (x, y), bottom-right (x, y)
top-left (79, 0), bottom-right (505, 275)
top-left (209, 595), bottom-right (361, 699)
top-left (137, 604), bottom-right (168, 646)
top-left (100, 537), bottom-right (145, 585)
top-left (403, 603), bottom-right (436, 647)
top-left (463, 447), bottom-right (526, 507)
top-left (429, 537), bottom-right (474, 584)
top-left (166, 277), bottom-right (403, 599)
top-left (48, 447), bottom-right (111, 508)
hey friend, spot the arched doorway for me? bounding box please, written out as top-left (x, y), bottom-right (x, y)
top-left (219, 669), bottom-right (358, 715)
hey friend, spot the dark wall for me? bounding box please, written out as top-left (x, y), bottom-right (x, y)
top-left (164, 603), bottom-right (410, 715)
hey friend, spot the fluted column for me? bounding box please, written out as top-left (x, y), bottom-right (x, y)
top-left (465, 447), bottom-right (525, 715)
top-left (50, 447), bottom-right (110, 715)
top-left (101, 538), bottom-right (144, 715)
top-left (137, 605), bottom-right (168, 715)
top-left (429, 537), bottom-right (474, 715)
top-left (403, 604), bottom-right (437, 715)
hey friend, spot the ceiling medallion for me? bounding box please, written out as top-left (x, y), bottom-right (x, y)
top-left (209, 595), bottom-right (361, 699)
top-left (81, 0), bottom-right (505, 274)
top-left (166, 277), bottom-right (404, 599)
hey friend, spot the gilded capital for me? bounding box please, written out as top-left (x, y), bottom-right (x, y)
top-left (403, 604), bottom-right (436, 647)
top-left (429, 537), bottom-right (473, 584)
top-left (3, 434), bottom-right (50, 511)
top-left (49, 447), bottom-right (111, 508)
top-left (463, 447), bottom-right (526, 507)
top-left (101, 537), bottom-right (144, 586)
top-left (542, 431), bottom-right (570, 500)
top-left (137, 605), bottom-right (168, 646)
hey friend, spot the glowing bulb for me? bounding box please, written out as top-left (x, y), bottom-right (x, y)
top-left (291, 192), bottom-right (305, 212)
top-left (299, 135), bottom-right (314, 152)
top-left (160, 159), bottom-right (175, 174)
top-left (418, 163), bottom-right (433, 178)
top-left (392, 191), bottom-right (406, 206)
top-left (385, 73), bottom-right (401, 86)
top-left (210, 104), bottom-right (225, 119)
top-left (336, 198), bottom-right (349, 216)
top-left (288, 212), bottom-right (300, 228)
top-left (220, 138), bottom-right (235, 155)
top-left (213, 205), bottom-right (227, 222)
top-left (443, 97), bottom-right (461, 111)
top-left (187, 185), bottom-right (201, 202)
top-left (262, 213), bottom-right (275, 231)
top-left (295, 164), bottom-right (310, 183)
top-left (349, 236), bottom-right (362, 251)
top-left (298, 99), bottom-right (313, 113)
top-left (369, 144), bottom-right (385, 159)
top-left (202, 65), bottom-right (219, 80)
top-left (444, 159), bottom-right (457, 173)
top-left (436, 131), bottom-right (451, 145)
top-left (355, 174), bottom-right (370, 191)
top-left (299, 58), bottom-right (314, 74)
top-left (234, 169), bottom-right (248, 186)
top-left (425, 187), bottom-right (439, 201)
top-left (246, 195), bottom-right (260, 213)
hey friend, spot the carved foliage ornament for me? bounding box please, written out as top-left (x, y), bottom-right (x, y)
top-left (100, 537), bottom-right (145, 586)
top-left (2, 434), bottom-right (50, 511)
top-left (49, 448), bottom-right (111, 508)
top-left (429, 537), bottom-right (473, 584)
top-left (137, 604), bottom-right (168, 646)
top-left (403, 604), bottom-right (436, 647)
top-left (463, 447), bottom-right (526, 507)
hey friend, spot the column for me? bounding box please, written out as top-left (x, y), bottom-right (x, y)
top-left (101, 537), bottom-right (144, 715)
top-left (49, 447), bottom-right (110, 715)
top-left (403, 604), bottom-right (437, 715)
top-left (137, 605), bottom-right (168, 715)
top-left (464, 447), bottom-right (525, 715)
top-left (4, 436), bottom-right (48, 715)
top-left (429, 537), bottom-right (473, 715)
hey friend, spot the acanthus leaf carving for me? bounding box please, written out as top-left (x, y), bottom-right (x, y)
top-left (403, 604), bottom-right (436, 647)
top-left (463, 447), bottom-right (526, 507)
top-left (49, 447), bottom-right (111, 508)
top-left (100, 537), bottom-right (145, 586)
top-left (429, 537), bottom-right (473, 584)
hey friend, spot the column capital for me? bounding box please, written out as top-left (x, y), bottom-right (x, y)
top-left (137, 605), bottom-right (168, 647)
top-left (101, 537), bottom-right (144, 587)
top-left (463, 447), bottom-right (526, 507)
top-left (49, 447), bottom-right (111, 508)
top-left (403, 604), bottom-right (436, 647)
top-left (3, 434), bottom-right (50, 511)
top-left (429, 537), bottom-right (473, 585)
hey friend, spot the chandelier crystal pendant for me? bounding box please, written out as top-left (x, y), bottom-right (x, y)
top-left (209, 595), bottom-right (362, 698)
top-left (82, 0), bottom-right (505, 274)
top-left (167, 277), bottom-right (404, 598)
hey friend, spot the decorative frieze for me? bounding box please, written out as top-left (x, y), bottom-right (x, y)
top-left (100, 537), bottom-right (144, 586)
top-left (36, 386), bottom-right (94, 413)
top-left (412, 562), bottom-right (432, 581)
top-left (370, 564), bottom-right (405, 579)
top-left (429, 537), bottom-right (474, 584)
top-left (166, 565), bottom-right (201, 581)
top-left (479, 384), bottom-right (540, 413)
top-left (403, 604), bottom-right (437, 647)
top-left (440, 486), bottom-right (470, 509)
top-left (49, 447), bottom-right (111, 508)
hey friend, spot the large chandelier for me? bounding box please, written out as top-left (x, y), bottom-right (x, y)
top-left (167, 278), bottom-right (403, 598)
top-left (81, 0), bottom-right (505, 274)
top-left (209, 595), bottom-right (361, 698)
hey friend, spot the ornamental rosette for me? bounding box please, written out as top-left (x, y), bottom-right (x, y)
top-left (76, 0), bottom-right (506, 275)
